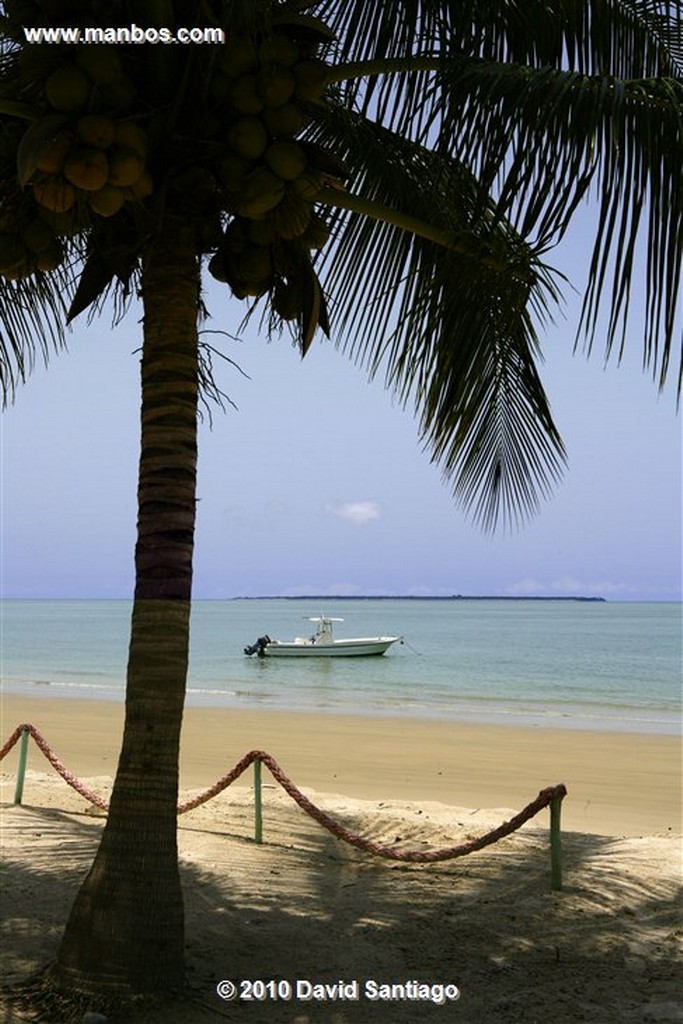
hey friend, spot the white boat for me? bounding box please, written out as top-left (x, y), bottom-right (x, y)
top-left (244, 616), bottom-right (403, 658)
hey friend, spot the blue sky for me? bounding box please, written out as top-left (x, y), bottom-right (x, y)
top-left (1, 210), bottom-right (681, 602)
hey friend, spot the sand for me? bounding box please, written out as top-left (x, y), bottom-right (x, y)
top-left (1, 694), bottom-right (681, 1023)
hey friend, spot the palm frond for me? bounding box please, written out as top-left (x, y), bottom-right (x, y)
top-left (313, 0), bottom-right (682, 391)
top-left (310, 111), bottom-right (566, 528)
top-left (322, 0), bottom-right (682, 75)
top-left (0, 265), bottom-right (73, 405)
top-left (427, 59), bottom-right (683, 388)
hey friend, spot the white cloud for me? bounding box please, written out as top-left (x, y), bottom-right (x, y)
top-left (325, 500), bottom-right (381, 525)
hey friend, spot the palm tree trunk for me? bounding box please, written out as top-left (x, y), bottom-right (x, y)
top-left (53, 218), bottom-right (200, 997)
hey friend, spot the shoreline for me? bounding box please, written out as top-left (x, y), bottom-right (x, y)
top-left (4, 682), bottom-right (680, 737)
top-left (2, 693), bottom-right (680, 838)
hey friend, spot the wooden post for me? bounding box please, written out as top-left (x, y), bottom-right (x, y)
top-left (254, 758), bottom-right (263, 844)
top-left (13, 728), bottom-right (30, 805)
top-left (550, 794), bottom-right (563, 891)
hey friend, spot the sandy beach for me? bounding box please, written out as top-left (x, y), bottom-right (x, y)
top-left (1, 693), bottom-right (681, 1022)
top-left (2, 693), bottom-right (680, 836)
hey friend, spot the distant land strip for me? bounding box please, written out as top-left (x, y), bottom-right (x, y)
top-left (237, 595), bottom-right (607, 602)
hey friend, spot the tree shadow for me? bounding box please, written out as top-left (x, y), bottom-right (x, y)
top-left (1, 794), bottom-right (680, 1024)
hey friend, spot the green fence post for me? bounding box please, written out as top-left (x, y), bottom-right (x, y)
top-left (550, 795), bottom-right (563, 891)
top-left (254, 758), bottom-right (263, 844)
top-left (13, 728), bottom-right (30, 806)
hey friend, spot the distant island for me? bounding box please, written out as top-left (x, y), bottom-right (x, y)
top-left (238, 595), bottom-right (607, 602)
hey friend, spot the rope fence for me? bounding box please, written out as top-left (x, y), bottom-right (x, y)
top-left (1, 723), bottom-right (567, 889)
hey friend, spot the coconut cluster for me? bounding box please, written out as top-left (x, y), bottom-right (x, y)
top-left (0, 45), bottom-right (151, 279)
top-left (1, 8), bottom-right (344, 328)
top-left (0, 119), bottom-right (60, 278)
top-left (31, 50), bottom-right (151, 216)
top-left (0, 203), bottom-right (65, 280)
top-left (31, 115), bottom-right (151, 215)
top-left (205, 19), bottom-right (341, 313)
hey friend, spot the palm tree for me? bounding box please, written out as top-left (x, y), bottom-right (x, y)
top-left (1, 0), bottom-right (680, 1009)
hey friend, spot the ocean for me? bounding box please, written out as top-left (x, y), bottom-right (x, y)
top-left (1, 599), bottom-right (680, 735)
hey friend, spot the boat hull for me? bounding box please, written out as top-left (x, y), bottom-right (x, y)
top-left (262, 637), bottom-right (400, 657)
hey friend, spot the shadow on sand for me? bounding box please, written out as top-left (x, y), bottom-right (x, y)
top-left (1, 794), bottom-right (680, 1024)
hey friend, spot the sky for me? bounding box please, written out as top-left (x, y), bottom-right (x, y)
top-left (1, 211), bottom-right (681, 602)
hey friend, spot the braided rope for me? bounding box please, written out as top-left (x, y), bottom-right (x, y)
top-left (256, 752), bottom-right (566, 863)
top-left (177, 749), bottom-right (260, 814)
top-left (1, 723), bottom-right (109, 811)
top-left (1, 724), bottom-right (567, 864)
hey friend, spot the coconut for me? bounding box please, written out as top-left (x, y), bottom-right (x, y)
top-left (230, 75), bottom-right (264, 115)
top-left (265, 140), bottom-right (307, 181)
top-left (262, 102), bottom-right (306, 139)
top-left (126, 169), bottom-right (153, 200)
top-left (300, 215), bottom-right (331, 249)
top-left (75, 46), bottom-right (123, 84)
top-left (271, 194), bottom-right (311, 239)
top-left (32, 176), bottom-right (77, 213)
top-left (236, 244), bottom-right (273, 284)
top-left (36, 131), bottom-right (73, 175)
top-left (77, 114), bottom-right (116, 150)
top-left (208, 249), bottom-right (231, 284)
top-left (107, 146), bottom-right (144, 187)
top-left (88, 184), bottom-right (126, 217)
top-left (228, 280), bottom-right (252, 299)
top-left (22, 217), bottom-right (55, 254)
top-left (35, 238), bottom-right (64, 271)
top-left (64, 148), bottom-right (109, 191)
top-left (234, 168), bottom-right (285, 218)
top-left (290, 168), bottom-right (325, 201)
top-left (113, 121), bottom-right (148, 159)
top-left (227, 117), bottom-right (268, 161)
top-left (259, 35), bottom-right (300, 68)
top-left (0, 258), bottom-right (35, 280)
top-left (219, 36), bottom-right (259, 78)
top-left (240, 279), bottom-right (271, 297)
top-left (293, 60), bottom-right (328, 102)
top-left (257, 67), bottom-right (295, 108)
top-left (44, 65), bottom-right (91, 113)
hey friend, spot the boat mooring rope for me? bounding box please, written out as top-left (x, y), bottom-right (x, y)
top-left (1, 723), bottom-right (567, 865)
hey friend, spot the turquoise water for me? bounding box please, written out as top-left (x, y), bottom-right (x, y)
top-left (1, 599), bottom-right (681, 734)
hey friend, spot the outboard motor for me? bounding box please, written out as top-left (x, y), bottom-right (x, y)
top-left (244, 635), bottom-right (271, 656)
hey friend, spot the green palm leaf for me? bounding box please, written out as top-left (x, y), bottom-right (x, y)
top-left (324, 0), bottom-right (681, 80)
top-left (0, 267), bottom-right (73, 404)
top-left (309, 111), bottom-right (566, 528)
top-left (321, 1), bottom-right (682, 391)
top-left (426, 60), bottom-right (683, 387)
